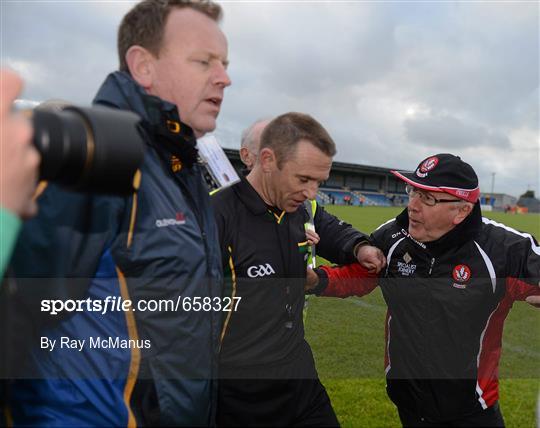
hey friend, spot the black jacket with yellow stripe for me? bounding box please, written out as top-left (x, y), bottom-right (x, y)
top-left (212, 177), bottom-right (368, 376)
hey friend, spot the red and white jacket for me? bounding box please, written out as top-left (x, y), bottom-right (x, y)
top-left (315, 204), bottom-right (539, 422)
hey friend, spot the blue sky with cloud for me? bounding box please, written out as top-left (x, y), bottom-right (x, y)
top-left (3, 1), bottom-right (538, 196)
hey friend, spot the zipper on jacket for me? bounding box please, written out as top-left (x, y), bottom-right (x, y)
top-left (428, 257), bottom-right (435, 275)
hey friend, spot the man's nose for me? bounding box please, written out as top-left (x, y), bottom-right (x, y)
top-left (303, 182), bottom-right (318, 201)
top-left (408, 193), bottom-right (421, 211)
top-left (213, 63), bottom-right (231, 88)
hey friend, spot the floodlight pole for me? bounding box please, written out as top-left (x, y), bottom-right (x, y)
top-left (491, 172), bottom-right (496, 195)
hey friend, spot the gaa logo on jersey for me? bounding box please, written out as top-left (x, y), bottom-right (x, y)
top-left (452, 264), bottom-right (471, 289)
top-left (416, 156), bottom-right (439, 178)
top-left (247, 263), bottom-right (276, 278)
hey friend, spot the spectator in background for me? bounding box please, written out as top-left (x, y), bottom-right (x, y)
top-left (239, 118), bottom-right (271, 172)
top-left (0, 69), bottom-right (39, 276)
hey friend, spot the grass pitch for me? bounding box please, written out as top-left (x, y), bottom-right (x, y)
top-left (305, 206), bottom-right (539, 427)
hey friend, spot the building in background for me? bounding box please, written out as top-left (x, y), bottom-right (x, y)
top-left (224, 149), bottom-right (527, 211)
top-left (480, 193), bottom-right (518, 212)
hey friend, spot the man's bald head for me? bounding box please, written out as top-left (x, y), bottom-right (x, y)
top-left (240, 118), bottom-right (271, 171)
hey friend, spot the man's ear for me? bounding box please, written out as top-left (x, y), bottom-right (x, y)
top-left (259, 147), bottom-right (277, 173)
top-left (452, 203), bottom-right (474, 225)
top-left (125, 45), bottom-right (155, 89)
top-left (239, 147), bottom-right (250, 165)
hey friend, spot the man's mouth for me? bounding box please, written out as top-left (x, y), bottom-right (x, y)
top-left (286, 199), bottom-right (301, 209)
top-left (205, 97), bottom-right (222, 108)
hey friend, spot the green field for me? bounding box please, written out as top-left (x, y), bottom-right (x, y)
top-left (305, 206), bottom-right (540, 427)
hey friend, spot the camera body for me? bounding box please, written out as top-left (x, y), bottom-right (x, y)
top-left (32, 105), bottom-right (145, 195)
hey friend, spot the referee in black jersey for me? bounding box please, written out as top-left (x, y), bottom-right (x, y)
top-left (212, 112), bottom-right (384, 426)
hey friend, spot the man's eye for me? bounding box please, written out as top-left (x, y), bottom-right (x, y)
top-left (196, 60), bottom-right (210, 66)
top-left (299, 178), bottom-right (309, 183)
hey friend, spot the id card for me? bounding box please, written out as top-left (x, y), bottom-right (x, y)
top-left (197, 135), bottom-right (240, 194)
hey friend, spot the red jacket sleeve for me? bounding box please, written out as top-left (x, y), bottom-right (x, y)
top-left (319, 263), bottom-right (378, 298)
top-left (505, 277), bottom-right (540, 301)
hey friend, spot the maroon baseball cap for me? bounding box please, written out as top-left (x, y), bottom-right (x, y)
top-left (391, 154), bottom-right (480, 203)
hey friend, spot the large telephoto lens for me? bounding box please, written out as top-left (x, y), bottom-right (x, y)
top-left (32, 106), bottom-right (144, 195)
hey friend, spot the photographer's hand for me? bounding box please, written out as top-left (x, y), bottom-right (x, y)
top-left (1, 68), bottom-right (39, 219)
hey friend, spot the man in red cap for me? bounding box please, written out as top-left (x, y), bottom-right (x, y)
top-left (307, 153), bottom-right (539, 427)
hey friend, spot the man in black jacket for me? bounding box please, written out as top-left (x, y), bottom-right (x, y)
top-left (212, 112), bottom-right (384, 426)
top-left (308, 153), bottom-right (540, 427)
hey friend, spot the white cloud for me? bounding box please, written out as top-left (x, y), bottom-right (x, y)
top-left (1, 1), bottom-right (538, 197)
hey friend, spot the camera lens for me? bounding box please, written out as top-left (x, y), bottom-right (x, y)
top-left (32, 106), bottom-right (144, 195)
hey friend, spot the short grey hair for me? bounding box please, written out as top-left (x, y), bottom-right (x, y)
top-left (240, 118), bottom-right (272, 152)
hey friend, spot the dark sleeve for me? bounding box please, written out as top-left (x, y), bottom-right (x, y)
top-left (210, 192), bottom-right (231, 269)
top-left (307, 264), bottom-right (378, 297)
top-left (313, 205), bottom-right (370, 265)
top-left (505, 232), bottom-right (540, 301)
top-left (210, 192), bottom-right (236, 306)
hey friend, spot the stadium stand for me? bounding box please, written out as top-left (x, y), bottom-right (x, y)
top-left (316, 190), bottom-right (331, 205)
top-left (321, 189), bottom-right (354, 205)
top-left (480, 193), bottom-right (516, 210)
top-left (223, 148), bottom-right (407, 206)
top-left (222, 149), bottom-right (520, 210)
top-left (360, 192), bottom-right (393, 207)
